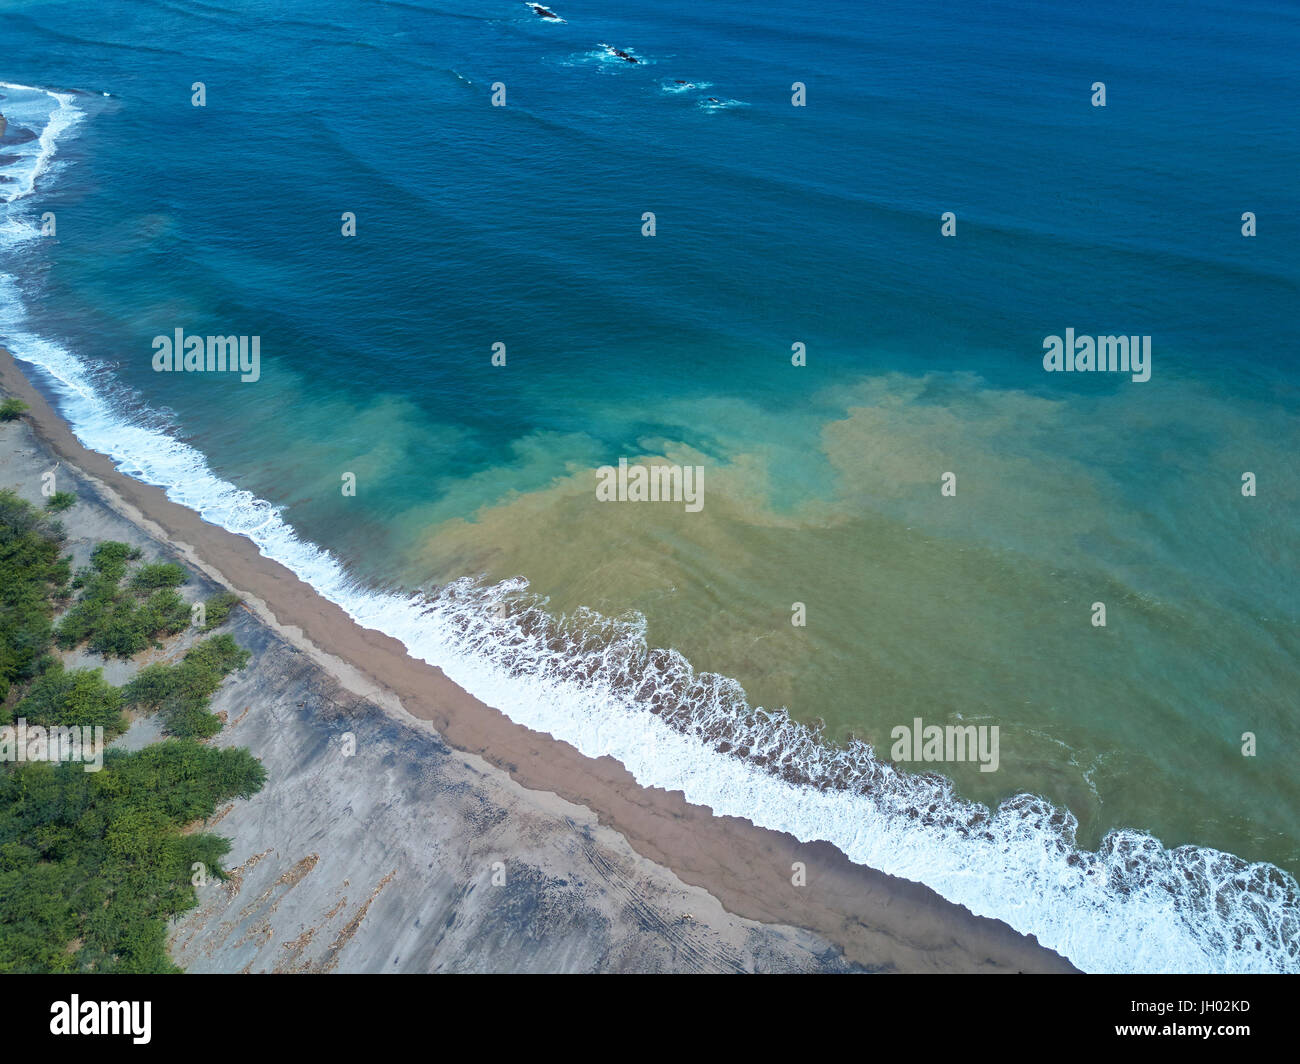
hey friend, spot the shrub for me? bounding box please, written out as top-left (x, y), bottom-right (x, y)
top-left (89, 542), bottom-right (138, 582)
top-left (200, 591), bottom-right (242, 631)
top-left (120, 634), bottom-right (250, 738)
top-left (56, 549), bottom-right (191, 659)
top-left (129, 563), bottom-right (186, 593)
top-left (142, 589), bottom-right (191, 630)
top-left (0, 398), bottom-right (28, 422)
top-left (13, 665), bottom-right (127, 735)
top-left (0, 491), bottom-right (70, 698)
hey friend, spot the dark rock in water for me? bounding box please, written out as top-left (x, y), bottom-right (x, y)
top-left (597, 42), bottom-right (640, 64)
top-left (0, 126), bottom-right (38, 148)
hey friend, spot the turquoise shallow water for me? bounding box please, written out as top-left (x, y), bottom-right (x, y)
top-left (2, 0), bottom-right (1299, 971)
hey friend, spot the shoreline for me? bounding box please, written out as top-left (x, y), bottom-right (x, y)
top-left (0, 346), bottom-right (1077, 972)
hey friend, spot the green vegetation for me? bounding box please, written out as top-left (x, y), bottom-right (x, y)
top-left (0, 742), bottom-right (266, 972)
top-left (129, 561), bottom-right (186, 592)
top-left (122, 634), bottom-right (250, 739)
top-left (200, 590), bottom-right (243, 631)
top-left (0, 490), bottom-right (70, 704)
top-left (0, 491), bottom-right (266, 972)
top-left (44, 491), bottom-right (76, 513)
top-left (0, 398), bottom-right (28, 422)
top-left (55, 542), bottom-right (191, 659)
top-left (11, 664), bottom-right (127, 735)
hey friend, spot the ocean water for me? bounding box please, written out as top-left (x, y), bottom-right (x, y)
top-left (2, 0), bottom-right (1299, 972)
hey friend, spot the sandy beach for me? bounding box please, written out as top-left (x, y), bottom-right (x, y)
top-left (1, 347), bottom-right (1076, 972)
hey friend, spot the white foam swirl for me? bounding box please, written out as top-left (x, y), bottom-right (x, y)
top-left (0, 82), bottom-right (84, 204)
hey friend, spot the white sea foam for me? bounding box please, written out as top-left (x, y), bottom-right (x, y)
top-left (662, 81), bottom-right (711, 94)
top-left (699, 97), bottom-right (748, 113)
top-left (2, 82), bottom-right (1298, 976)
top-left (0, 82), bottom-right (84, 204)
